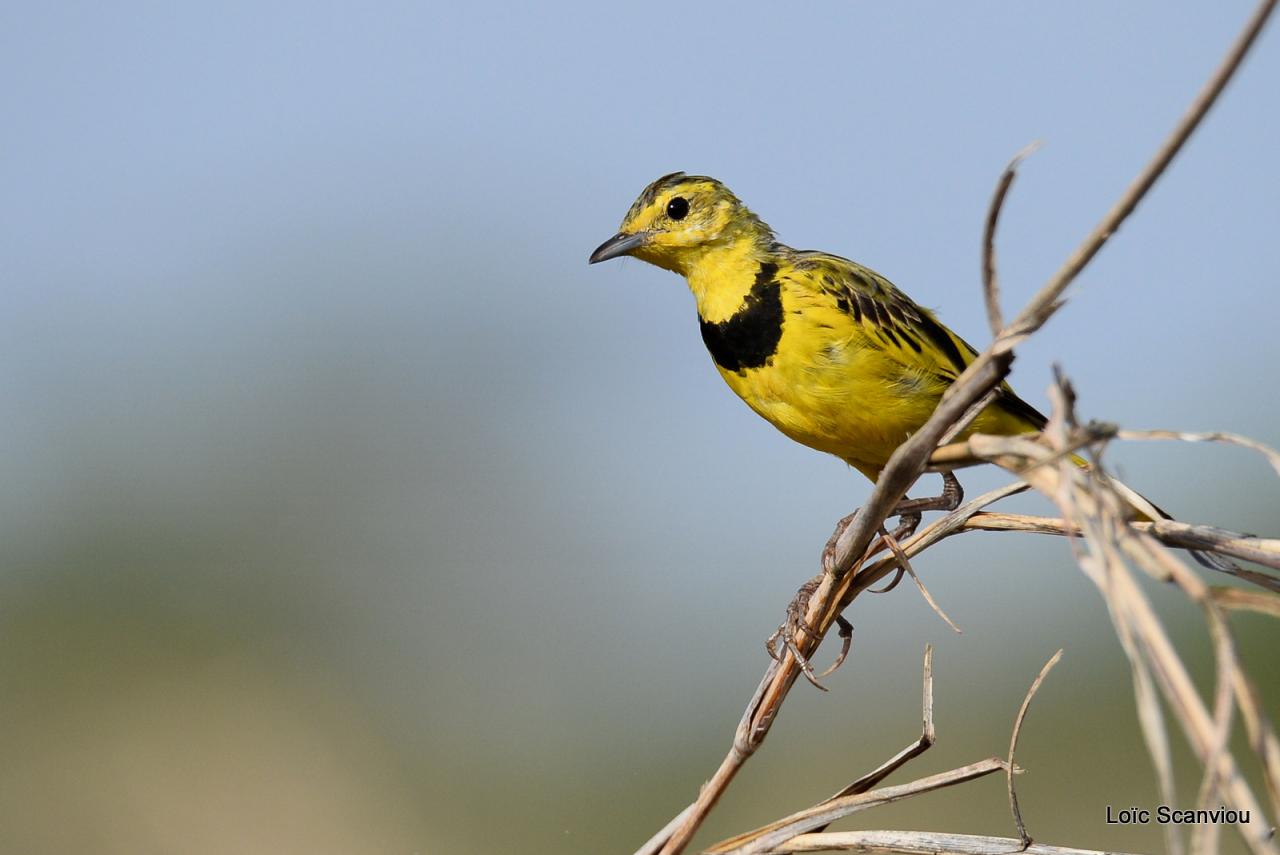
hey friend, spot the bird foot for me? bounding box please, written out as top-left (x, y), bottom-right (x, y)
top-left (765, 575), bottom-right (854, 689)
top-left (891, 471), bottom-right (964, 517)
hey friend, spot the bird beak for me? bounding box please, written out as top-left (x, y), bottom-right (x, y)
top-left (588, 231), bottom-right (649, 264)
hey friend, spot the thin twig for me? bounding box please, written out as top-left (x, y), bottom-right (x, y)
top-left (824, 646), bottom-right (936, 801)
top-left (1007, 649), bottom-right (1064, 847)
top-left (710, 643), bottom-right (1084, 855)
top-left (999, 0), bottom-right (1279, 347)
top-left (773, 830), bottom-right (1144, 855)
top-left (937, 388), bottom-right (1000, 448)
top-left (1212, 587), bottom-right (1280, 617)
top-left (634, 805), bottom-right (695, 855)
top-left (879, 527), bottom-right (962, 633)
top-left (1121, 525), bottom-right (1280, 831)
top-left (1191, 607), bottom-right (1237, 855)
top-left (1231, 667), bottom-right (1280, 822)
top-left (982, 141), bottom-right (1042, 338)
top-left (707, 759), bottom-right (1009, 855)
top-left (1117, 428), bottom-right (1280, 478)
top-left (710, 648), bottom-right (939, 852)
top-left (960, 512), bottom-right (1280, 582)
top-left (1115, 583), bottom-right (1184, 855)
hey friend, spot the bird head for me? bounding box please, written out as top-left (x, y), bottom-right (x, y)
top-left (588, 172), bottom-right (772, 275)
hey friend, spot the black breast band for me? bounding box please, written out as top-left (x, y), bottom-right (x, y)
top-left (698, 262), bottom-right (784, 373)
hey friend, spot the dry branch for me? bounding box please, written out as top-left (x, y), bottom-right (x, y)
top-left (982, 141), bottom-right (1041, 338)
top-left (1007, 649), bottom-right (1064, 846)
top-left (772, 830), bottom-right (1144, 855)
top-left (638, 3), bottom-right (1279, 853)
top-left (959, 512), bottom-right (1280, 576)
top-left (708, 759), bottom-right (1010, 855)
top-left (704, 645), bottom-right (1087, 855)
top-left (822, 646), bottom-right (936, 805)
top-left (959, 405), bottom-right (1280, 855)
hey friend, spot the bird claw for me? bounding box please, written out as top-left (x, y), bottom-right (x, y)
top-left (870, 567), bottom-right (906, 593)
top-left (818, 615), bottom-right (854, 678)
top-left (765, 576), bottom-right (854, 690)
top-left (770, 473), bottom-right (963, 688)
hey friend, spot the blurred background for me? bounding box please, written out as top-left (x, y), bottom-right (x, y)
top-left (2, 2), bottom-right (1277, 852)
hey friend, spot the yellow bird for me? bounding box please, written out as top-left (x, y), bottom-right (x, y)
top-left (589, 172), bottom-right (1229, 574)
top-left (589, 172), bottom-right (1045, 487)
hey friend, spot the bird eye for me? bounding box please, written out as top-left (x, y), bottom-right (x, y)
top-left (666, 197), bottom-right (689, 221)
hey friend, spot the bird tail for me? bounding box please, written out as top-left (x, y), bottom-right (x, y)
top-left (1105, 476), bottom-right (1235, 572)
top-left (994, 394), bottom-right (1229, 571)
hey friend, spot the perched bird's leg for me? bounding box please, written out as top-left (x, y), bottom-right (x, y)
top-left (765, 577), bottom-right (854, 688)
top-left (763, 506), bottom-right (866, 687)
top-left (890, 471), bottom-right (962, 524)
top-left (821, 508), bottom-right (859, 575)
top-left (871, 473), bottom-right (963, 587)
top-left (766, 509), bottom-right (856, 687)
top-left (768, 474), bottom-right (963, 686)
top-left (886, 510), bottom-right (923, 544)
top-left (765, 575), bottom-right (827, 689)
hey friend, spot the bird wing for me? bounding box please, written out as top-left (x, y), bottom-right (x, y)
top-left (788, 250), bottom-right (1048, 430)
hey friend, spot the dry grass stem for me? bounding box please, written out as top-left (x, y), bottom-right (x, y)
top-left (1116, 429), bottom-right (1280, 479)
top-left (982, 141), bottom-right (1042, 338)
top-left (704, 647), bottom-right (1128, 855)
top-left (1211, 587), bottom-right (1280, 617)
top-left (707, 759), bottom-right (1010, 855)
top-left (878, 528), bottom-right (962, 633)
top-left (959, 395), bottom-right (1280, 855)
top-left (961, 513), bottom-right (1280, 579)
top-left (824, 646), bottom-right (936, 804)
top-left (1006, 649), bottom-right (1064, 846)
top-left (772, 830), bottom-right (1144, 855)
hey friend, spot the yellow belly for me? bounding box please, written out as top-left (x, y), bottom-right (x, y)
top-left (714, 319), bottom-right (1030, 480)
